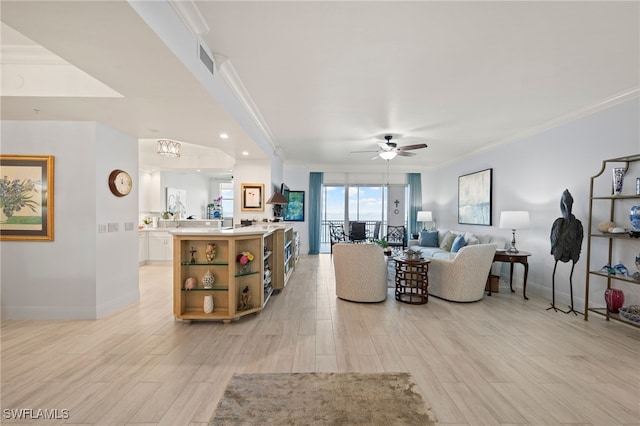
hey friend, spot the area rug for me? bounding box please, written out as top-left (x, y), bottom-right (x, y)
top-left (387, 259), bottom-right (396, 288)
top-left (210, 372), bottom-right (437, 425)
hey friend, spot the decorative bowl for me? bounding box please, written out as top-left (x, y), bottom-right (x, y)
top-left (619, 305), bottom-right (640, 323)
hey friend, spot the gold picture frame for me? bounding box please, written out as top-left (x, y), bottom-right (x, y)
top-left (241, 183), bottom-right (264, 211)
top-left (0, 155), bottom-right (54, 241)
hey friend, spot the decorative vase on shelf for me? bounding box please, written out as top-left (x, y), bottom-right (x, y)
top-left (629, 206), bottom-right (640, 231)
top-left (202, 270), bottom-right (214, 289)
top-left (206, 243), bottom-right (216, 263)
top-left (203, 294), bottom-right (214, 314)
top-left (612, 168), bottom-right (625, 195)
top-left (604, 288), bottom-right (624, 314)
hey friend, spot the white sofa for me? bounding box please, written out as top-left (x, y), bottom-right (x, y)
top-left (409, 228), bottom-right (506, 275)
top-left (333, 243), bottom-right (388, 303)
top-left (428, 243), bottom-right (498, 302)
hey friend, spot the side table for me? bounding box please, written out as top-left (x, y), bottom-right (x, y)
top-left (492, 250), bottom-right (531, 300)
top-left (394, 257), bottom-right (430, 304)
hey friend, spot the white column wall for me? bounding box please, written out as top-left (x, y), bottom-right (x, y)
top-left (1, 121), bottom-right (139, 319)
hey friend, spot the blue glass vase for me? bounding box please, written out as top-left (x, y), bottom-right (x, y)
top-left (630, 206), bottom-right (640, 231)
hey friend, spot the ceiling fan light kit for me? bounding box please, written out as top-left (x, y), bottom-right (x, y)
top-left (379, 151), bottom-right (397, 160)
top-left (351, 134), bottom-right (428, 160)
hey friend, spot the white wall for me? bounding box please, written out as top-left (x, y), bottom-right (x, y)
top-left (283, 167), bottom-right (310, 254)
top-left (426, 97), bottom-right (640, 310)
top-left (160, 172), bottom-right (211, 219)
top-left (234, 160), bottom-right (273, 223)
top-left (1, 121), bottom-right (139, 319)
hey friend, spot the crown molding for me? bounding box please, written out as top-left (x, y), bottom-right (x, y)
top-left (168, 0), bottom-right (209, 36)
top-left (438, 86), bottom-right (640, 169)
top-left (216, 58), bottom-right (283, 159)
top-left (0, 45), bottom-right (67, 65)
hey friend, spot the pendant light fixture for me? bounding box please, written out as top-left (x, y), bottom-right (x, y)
top-left (157, 139), bottom-right (181, 157)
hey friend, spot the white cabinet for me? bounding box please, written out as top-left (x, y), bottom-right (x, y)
top-left (148, 231), bottom-right (173, 261)
top-left (138, 232), bottom-right (148, 264)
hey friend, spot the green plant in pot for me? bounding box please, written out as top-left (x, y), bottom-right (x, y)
top-left (373, 238), bottom-right (392, 255)
top-left (161, 211), bottom-right (174, 220)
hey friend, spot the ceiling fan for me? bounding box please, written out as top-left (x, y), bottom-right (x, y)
top-left (351, 135), bottom-right (428, 160)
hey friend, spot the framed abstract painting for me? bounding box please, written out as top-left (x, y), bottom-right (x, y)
top-left (458, 168), bottom-right (492, 226)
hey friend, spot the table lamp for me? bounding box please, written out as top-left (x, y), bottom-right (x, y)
top-left (417, 211), bottom-right (434, 231)
top-left (499, 211), bottom-right (530, 253)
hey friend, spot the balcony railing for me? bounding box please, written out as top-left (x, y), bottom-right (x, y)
top-left (321, 220), bottom-right (397, 243)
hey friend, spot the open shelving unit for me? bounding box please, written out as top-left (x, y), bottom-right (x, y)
top-left (172, 232), bottom-right (266, 322)
top-left (584, 154), bottom-right (640, 328)
top-left (271, 226), bottom-right (296, 292)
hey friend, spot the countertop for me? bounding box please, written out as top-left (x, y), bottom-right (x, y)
top-left (167, 224), bottom-right (291, 236)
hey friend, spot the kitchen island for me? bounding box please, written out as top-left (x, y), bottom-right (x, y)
top-left (170, 225), bottom-right (294, 322)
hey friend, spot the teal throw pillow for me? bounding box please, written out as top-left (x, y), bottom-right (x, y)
top-left (451, 234), bottom-right (466, 253)
top-left (418, 230), bottom-right (439, 247)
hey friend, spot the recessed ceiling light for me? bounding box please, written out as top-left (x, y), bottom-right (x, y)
top-left (242, 151), bottom-right (249, 156)
top-left (220, 133), bottom-right (229, 139)
top-left (197, 169), bottom-right (201, 172)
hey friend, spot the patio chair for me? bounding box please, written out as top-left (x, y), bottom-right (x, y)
top-left (349, 222), bottom-right (368, 243)
top-left (386, 225), bottom-right (407, 251)
top-left (329, 222), bottom-right (347, 254)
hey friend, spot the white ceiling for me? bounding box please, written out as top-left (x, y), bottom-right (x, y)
top-left (1, 1), bottom-right (638, 173)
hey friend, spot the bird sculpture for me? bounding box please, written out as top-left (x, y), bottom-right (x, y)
top-left (549, 189), bottom-right (583, 314)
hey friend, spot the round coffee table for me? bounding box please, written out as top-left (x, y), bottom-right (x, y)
top-left (394, 257), bottom-right (430, 304)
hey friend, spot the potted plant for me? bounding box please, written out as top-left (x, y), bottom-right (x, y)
top-left (373, 238), bottom-right (392, 255)
top-left (161, 211), bottom-right (173, 220)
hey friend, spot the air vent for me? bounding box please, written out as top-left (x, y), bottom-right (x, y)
top-left (199, 44), bottom-right (215, 75)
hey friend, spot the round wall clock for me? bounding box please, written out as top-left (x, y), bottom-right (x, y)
top-left (108, 169), bottom-right (132, 197)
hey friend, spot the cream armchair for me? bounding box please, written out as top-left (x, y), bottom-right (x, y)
top-left (333, 243), bottom-right (388, 302)
top-left (428, 244), bottom-right (497, 302)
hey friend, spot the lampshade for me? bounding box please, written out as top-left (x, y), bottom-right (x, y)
top-left (379, 151), bottom-right (397, 160)
top-left (266, 192), bottom-right (288, 204)
top-left (157, 139), bottom-right (181, 157)
top-left (417, 211), bottom-right (433, 222)
top-left (499, 211), bottom-right (530, 229)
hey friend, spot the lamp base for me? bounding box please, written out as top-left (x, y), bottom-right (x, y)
top-left (508, 229), bottom-right (519, 253)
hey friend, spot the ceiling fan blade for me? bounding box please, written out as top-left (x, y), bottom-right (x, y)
top-left (377, 142), bottom-right (391, 151)
top-left (350, 150), bottom-right (380, 153)
top-left (396, 151), bottom-right (416, 157)
top-left (397, 143), bottom-right (428, 151)
top-left (371, 154), bottom-right (381, 160)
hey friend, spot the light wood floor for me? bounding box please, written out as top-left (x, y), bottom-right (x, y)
top-left (2, 255), bottom-right (639, 425)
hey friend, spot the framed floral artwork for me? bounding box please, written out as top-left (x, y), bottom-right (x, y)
top-left (0, 155), bottom-right (54, 241)
top-left (241, 183), bottom-right (264, 211)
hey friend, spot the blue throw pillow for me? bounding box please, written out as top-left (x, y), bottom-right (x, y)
top-left (451, 234), bottom-right (466, 253)
top-left (418, 230), bottom-right (439, 247)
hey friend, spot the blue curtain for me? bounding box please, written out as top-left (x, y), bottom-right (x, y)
top-left (308, 172), bottom-right (323, 254)
top-left (407, 173), bottom-right (422, 237)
